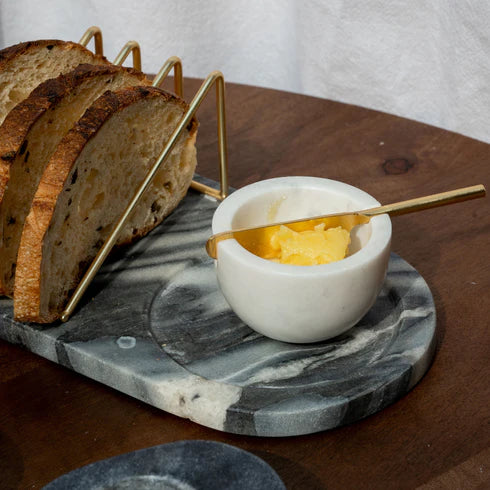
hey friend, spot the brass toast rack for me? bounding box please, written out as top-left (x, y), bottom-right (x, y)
top-left (61, 26), bottom-right (230, 321)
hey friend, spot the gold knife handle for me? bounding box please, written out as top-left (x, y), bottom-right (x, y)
top-left (364, 184), bottom-right (486, 217)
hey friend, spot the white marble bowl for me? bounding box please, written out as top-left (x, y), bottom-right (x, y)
top-left (211, 177), bottom-right (392, 343)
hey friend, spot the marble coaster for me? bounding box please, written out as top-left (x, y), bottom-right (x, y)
top-left (43, 440), bottom-right (285, 489)
top-left (0, 178), bottom-right (437, 437)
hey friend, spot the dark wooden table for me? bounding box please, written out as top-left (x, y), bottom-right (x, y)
top-left (1, 78), bottom-right (489, 489)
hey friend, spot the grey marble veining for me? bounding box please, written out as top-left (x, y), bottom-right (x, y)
top-left (0, 176), bottom-right (437, 436)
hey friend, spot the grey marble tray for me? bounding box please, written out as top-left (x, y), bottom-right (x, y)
top-left (0, 177), bottom-right (437, 437)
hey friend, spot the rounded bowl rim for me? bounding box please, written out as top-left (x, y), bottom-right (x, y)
top-left (212, 176), bottom-right (392, 277)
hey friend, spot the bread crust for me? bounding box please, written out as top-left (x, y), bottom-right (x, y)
top-left (0, 40), bottom-right (108, 71)
top-left (14, 86), bottom-right (197, 322)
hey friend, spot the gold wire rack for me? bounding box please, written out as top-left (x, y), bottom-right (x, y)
top-left (60, 26), bottom-right (230, 321)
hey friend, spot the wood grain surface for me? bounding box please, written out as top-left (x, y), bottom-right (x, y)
top-left (1, 77), bottom-right (488, 489)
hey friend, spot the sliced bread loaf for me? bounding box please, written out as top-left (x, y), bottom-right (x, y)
top-left (14, 86), bottom-right (198, 323)
top-left (0, 63), bottom-right (151, 296)
top-left (0, 40), bottom-right (109, 124)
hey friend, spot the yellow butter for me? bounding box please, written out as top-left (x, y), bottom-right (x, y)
top-left (254, 223), bottom-right (351, 266)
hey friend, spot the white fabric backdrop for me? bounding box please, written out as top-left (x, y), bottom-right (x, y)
top-left (1, 0), bottom-right (489, 144)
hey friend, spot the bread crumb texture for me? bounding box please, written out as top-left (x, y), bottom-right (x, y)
top-left (0, 40), bottom-right (109, 124)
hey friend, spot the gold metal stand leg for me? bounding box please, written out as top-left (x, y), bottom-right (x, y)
top-left (79, 26), bottom-right (103, 55)
top-left (113, 41), bottom-right (142, 71)
top-left (152, 56), bottom-right (184, 97)
top-left (61, 71), bottom-right (229, 322)
top-left (189, 72), bottom-right (229, 201)
top-left (152, 63), bottom-right (228, 202)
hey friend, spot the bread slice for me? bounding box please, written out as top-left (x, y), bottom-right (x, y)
top-left (0, 40), bottom-right (109, 124)
top-left (14, 86), bottom-right (198, 323)
top-left (0, 64), bottom-right (151, 296)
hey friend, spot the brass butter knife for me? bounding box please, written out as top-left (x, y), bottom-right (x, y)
top-left (206, 184), bottom-right (486, 259)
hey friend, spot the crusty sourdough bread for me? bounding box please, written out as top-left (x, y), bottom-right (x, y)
top-left (0, 63), bottom-right (150, 296)
top-left (14, 86), bottom-right (198, 323)
top-left (0, 40), bottom-right (109, 125)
